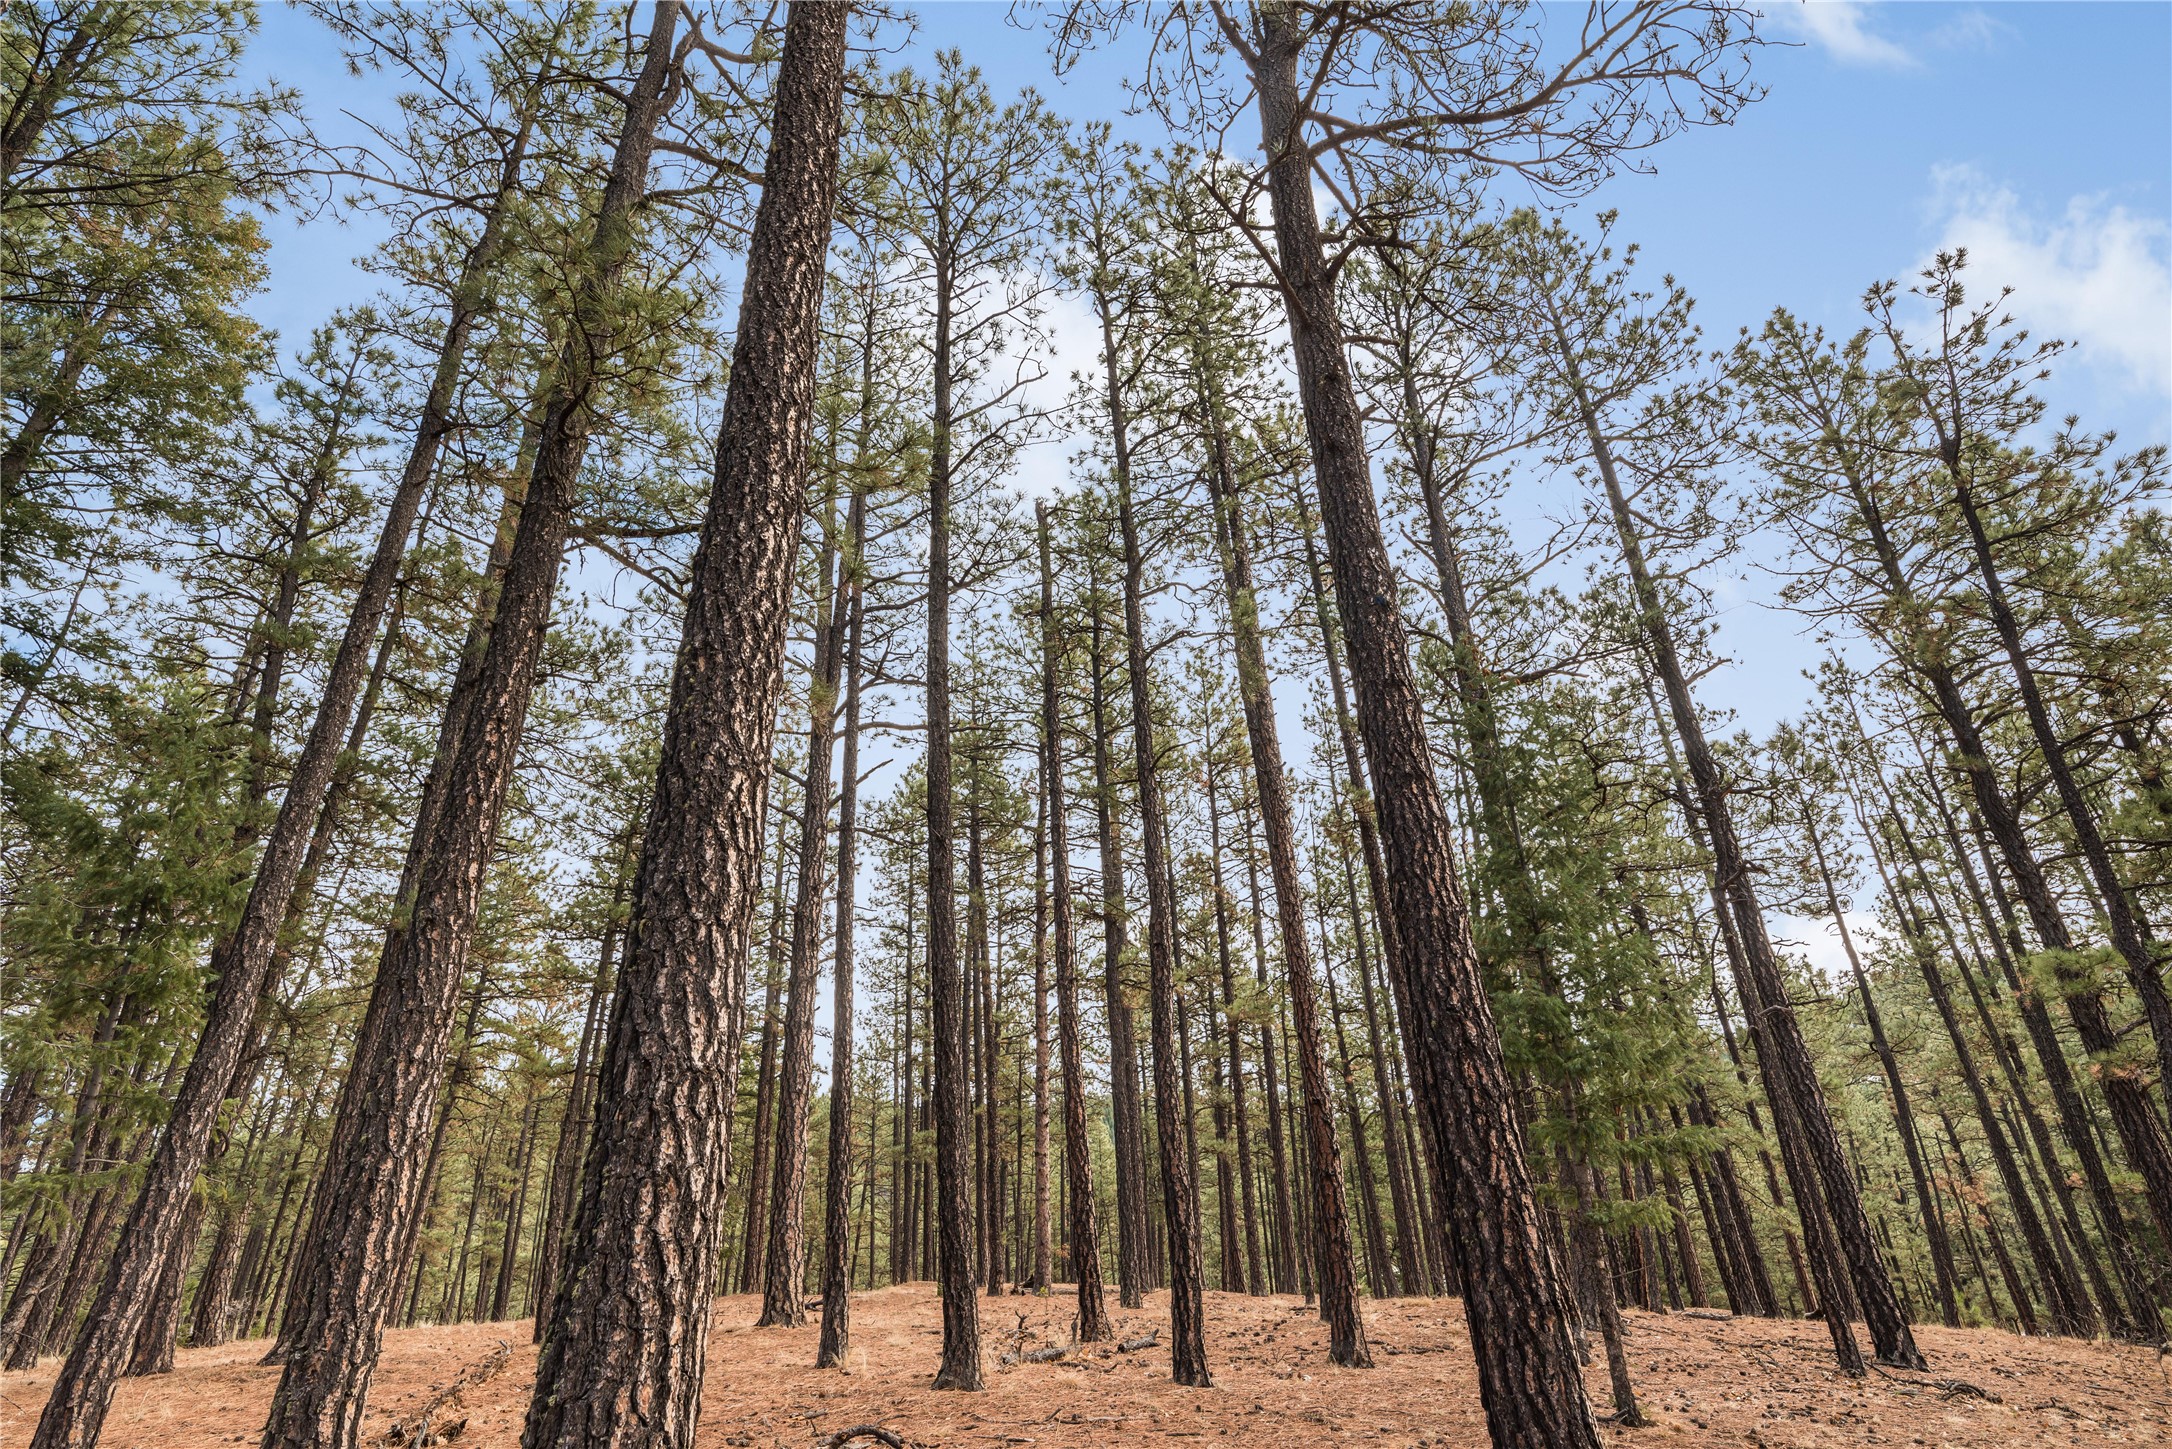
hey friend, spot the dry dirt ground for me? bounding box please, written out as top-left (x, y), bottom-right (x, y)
top-left (4, 1287), bottom-right (2167, 1448)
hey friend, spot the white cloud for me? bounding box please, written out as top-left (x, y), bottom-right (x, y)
top-left (1926, 7), bottom-right (2014, 52)
top-left (1769, 1), bottom-right (1918, 69)
top-left (1924, 164), bottom-right (2172, 399)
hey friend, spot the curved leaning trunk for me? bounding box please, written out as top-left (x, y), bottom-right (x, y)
top-left (1244, 8), bottom-right (1602, 1441)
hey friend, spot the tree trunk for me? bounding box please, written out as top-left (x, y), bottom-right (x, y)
top-left (25, 56), bottom-right (552, 1449)
top-left (1805, 818), bottom-right (1963, 1328)
top-left (520, 9), bottom-right (849, 1444)
top-left (1038, 503), bottom-right (1112, 1342)
top-left (1096, 288), bottom-right (1210, 1387)
top-left (919, 133), bottom-right (984, 1392)
top-left (818, 491), bottom-right (868, 1368)
top-left (1245, 12), bottom-right (1597, 1438)
top-left (1204, 767), bottom-right (1265, 1295)
top-left (1937, 440), bottom-right (2172, 1122)
top-left (1198, 412), bottom-right (1368, 1361)
top-left (1087, 579), bottom-right (1151, 1308)
top-left (759, 480), bottom-right (850, 1329)
top-left (1568, 312), bottom-right (1919, 1370)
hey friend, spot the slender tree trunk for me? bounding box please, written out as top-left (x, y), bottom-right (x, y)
top-left (1829, 448), bottom-right (2172, 1302)
top-left (739, 859), bottom-right (788, 1295)
top-left (1087, 581), bottom-right (1150, 1309)
top-left (1298, 519), bottom-right (1423, 1300)
top-left (532, 870), bottom-right (626, 1343)
top-left (1935, 440), bottom-right (2172, 1120)
top-left (1031, 788), bottom-right (1054, 1296)
top-left (1556, 288), bottom-right (1919, 1369)
top-left (1198, 413), bottom-right (1368, 1362)
top-left (1204, 767), bottom-right (1265, 1296)
top-left (1244, 13), bottom-right (1596, 1437)
top-left (818, 492), bottom-right (868, 1367)
top-left (1806, 819), bottom-right (1963, 1328)
top-left (920, 175), bottom-right (984, 1392)
top-left (1094, 290), bottom-right (1210, 1387)
top-left (1238, 808), bottom-right (1300, 1298)
top-left (759, 481), bottom-right (850, 1328)
top-left (1038, 503), bottom-right (1112, 1342)
top-left (520, 10), bottom-right (849, 1444)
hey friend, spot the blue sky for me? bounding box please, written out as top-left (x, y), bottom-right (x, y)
top-left (240, 3), bottom-right (2170, 969)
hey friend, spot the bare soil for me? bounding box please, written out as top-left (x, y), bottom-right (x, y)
top-left (4, 1288), bottom-right (2165, 1448)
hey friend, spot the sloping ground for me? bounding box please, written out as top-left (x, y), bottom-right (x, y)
top-left (3, 1287), bottom-right (2165, 1448)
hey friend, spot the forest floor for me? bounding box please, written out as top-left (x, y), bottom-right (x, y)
top-left (3, 1287), bottom-right (2166, 1449)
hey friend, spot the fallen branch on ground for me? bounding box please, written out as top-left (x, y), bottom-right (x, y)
top-left (826, 1427), bottom-right (906, 1448)
top-left (382, 1339), bottom-right (512, 1446)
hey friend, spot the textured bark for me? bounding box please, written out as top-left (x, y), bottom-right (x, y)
top-left (1097, 286), bottom-right (1210, 1387)
top-left (818, 493), bottom-right (867, 1368)
top-left (25, 60), bottom-right (547, 1449)
top-left (1086, 588), bottom-right (1151, 1307)
top-left (122, 1191), bottom-right (202, 1376)
top-left (1204, 770), bottom-right (1265, 1296)
top-left (520, 8), bottom-right (848, 1445)
top-left (1037, 504), bottom-right (1112, 1342)
top-left (1245, 9), bottom-right (1597, 1438)
top-left (258, 15), bottom-right (683, 1447)
top-left (1299, 520), bottom-right (1423, 1300)
top-left (759, 487), bottom-right (849, 1329)
top-left (922, 103), bottom-right (984, 1394)
top-left (1199, 421), bottom-right (1369, 1364)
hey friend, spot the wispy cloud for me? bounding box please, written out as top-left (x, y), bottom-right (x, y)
top-left (1923, 164), bottom-right (2172, 400)
top-left (1768, 1), bottom-right (1918, 69)
top-left (1926, 7), bottom-right (2015, 52)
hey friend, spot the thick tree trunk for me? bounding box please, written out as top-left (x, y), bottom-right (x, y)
top-left (520, 9), bottom-right (849, 1445)
top-left (257, 15), bottom-right (684, 1447)
top-left (1244, 11), bottom-right (1598, 1439)
top-left (24, 63), bottom-right (550, 1449)
top-left (1038, 503), bottom-right (1112, 1342)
